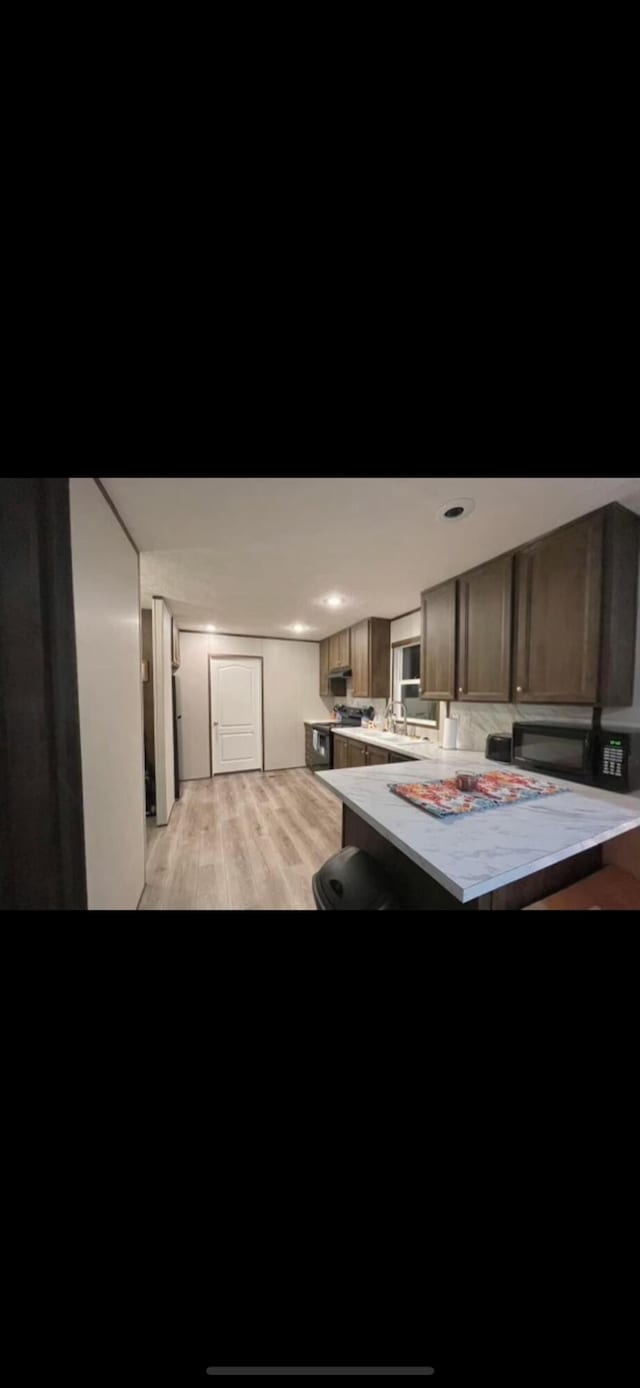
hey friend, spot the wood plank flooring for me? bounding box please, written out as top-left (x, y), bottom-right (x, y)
top-left (139, 768), bottom-right (342, 910)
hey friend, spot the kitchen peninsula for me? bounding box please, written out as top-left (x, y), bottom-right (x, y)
top-left (318, 741), bottom-right (640, 910)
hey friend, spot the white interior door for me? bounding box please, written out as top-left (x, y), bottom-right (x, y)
top-left (211, 657), bottom-right (263, 774)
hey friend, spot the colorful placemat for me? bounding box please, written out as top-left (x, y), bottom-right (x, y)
top-left (388, 770), bottom-right (567, 820)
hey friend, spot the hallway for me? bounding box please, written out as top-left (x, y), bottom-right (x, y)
top-left (139, 768), bottom-right (342, 910)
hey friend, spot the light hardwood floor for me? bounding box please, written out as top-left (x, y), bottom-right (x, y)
top-left (139, 768), bottom-right (342, 910)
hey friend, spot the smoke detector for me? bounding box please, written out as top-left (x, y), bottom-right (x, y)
top-left (436, 498), bottom-right (476, 522)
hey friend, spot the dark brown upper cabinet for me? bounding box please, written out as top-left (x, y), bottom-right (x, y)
top-left (456, 554), bottom-right (513, 701)
top-left (329, 627), bottom-right (351, 671)
top-left (350, 618), bottom-right (391, 699)
top-left (514, 504), bottom-right (639, 705)
top-left (320, 637), bottom-right (346, 696)
top-left (420, 578), bottom-right (457, 700)
top-left (319, 637), bottom-right (330, 695)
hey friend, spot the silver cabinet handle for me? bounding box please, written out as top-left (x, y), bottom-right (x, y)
top-left (516, 686), bottom-right (523, 693)
top-left (458, 687), bottom-right (463, 693)
top-left (214, 721), bottom-right (219, 726)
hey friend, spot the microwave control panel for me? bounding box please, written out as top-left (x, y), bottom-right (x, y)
top-left (600, 736), bottom-right (625, 779)
top-left (595, 729), bottom-right (640, 792)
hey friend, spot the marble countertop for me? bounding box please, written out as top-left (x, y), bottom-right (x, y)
top-left (317, 750), bottom-right (640, 903)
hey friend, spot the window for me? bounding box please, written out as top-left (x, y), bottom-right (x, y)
top-left (392, 642), bottom-right (438, 724)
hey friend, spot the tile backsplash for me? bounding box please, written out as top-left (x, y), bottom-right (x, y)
top-left (321, 679), bottom-right (442, 742)
top-left (320, 680), bottom-right (620, 755)
top-left (321, 686), bottom-right (386, 719)
top-left (448, 701), bottom-right (592, 752)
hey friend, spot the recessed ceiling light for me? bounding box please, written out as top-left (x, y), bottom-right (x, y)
top-left (322, 594), bottom-right (345, 608)
top-left (207, 625), bottom-right (216, 631)
top-left (290, 623), bottom-right (310, 633)
top-left (436, 498), bottom-right (476, 522)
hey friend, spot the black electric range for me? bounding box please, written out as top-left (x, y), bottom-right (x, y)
top-left (332, 704), bottom-right (375, 726)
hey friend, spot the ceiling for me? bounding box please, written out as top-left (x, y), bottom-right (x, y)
top-left (101, 477), bottom-right (640, 639)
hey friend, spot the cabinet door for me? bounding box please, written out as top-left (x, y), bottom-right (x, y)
top-left (366, 745), bottom-right (389, 765)
top-left (389, 752), bottom-right (416, 763)
top-left (339, 627), bottom-right (351, 668)
top-left (350, 619), bottom-right (370, 697)
top-left (347, 741), bottom-right (367, 767)
top-left (456, 554), bottom-right (513, 701)
top-left (333, 735), bottom-right (349, 769)
top-left (319, 638), bottom-right (330, 696)
top-left (329, 632), bottom-right (342, 670)
top-left (420, 578), bottom-right (457, 700)
top-left (369, 618), bottom-right (390, 699)
top-left (514, 512), bottom-right (603, 703)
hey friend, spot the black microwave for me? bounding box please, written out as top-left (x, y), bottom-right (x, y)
top-left (512, 722), bottom-right (640, 792)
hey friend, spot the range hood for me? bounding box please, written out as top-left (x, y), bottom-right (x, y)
top-left (330, 665), bottom-right (351, 677)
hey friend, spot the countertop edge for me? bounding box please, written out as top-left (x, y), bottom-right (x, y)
top-left (317, 772), bottom-right (640, 903)
top-left (317, 775), bottom-right (467, 900)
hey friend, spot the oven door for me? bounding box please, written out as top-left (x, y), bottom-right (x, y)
top-left (308, 728), bottom-right (333, 769)
top-left (512, 723), bottom-right (594, 783)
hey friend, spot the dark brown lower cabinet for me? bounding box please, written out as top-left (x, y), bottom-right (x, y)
top-left (333, 737), bottom-right (395, 768)
top-left (366, 745), bottom-right (390, 766)
top-left (347, 741), bottom-right (368, 768)
top-left (333, 735), bottom-right (349, 769)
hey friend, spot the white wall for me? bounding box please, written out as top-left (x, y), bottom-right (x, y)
top-left (390, 610), bottom-right (420, 644)
top-left (153, 598), bottom-right (175, 824)
top-left (263, 639), bottom-right (326, 770)
top-left (69, 478), bottom-right (146, 910)
top-left (177, 632), bottom-right (330, 778)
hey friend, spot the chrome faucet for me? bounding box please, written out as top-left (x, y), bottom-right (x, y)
top-left (390, 700), bottom-right (408, 737)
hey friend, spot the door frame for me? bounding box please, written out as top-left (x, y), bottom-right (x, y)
top-left (208, 654), bottom-right (265, 777)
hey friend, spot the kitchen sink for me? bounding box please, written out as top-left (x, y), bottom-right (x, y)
top-left (368, 732), bottom-right (422, 746)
